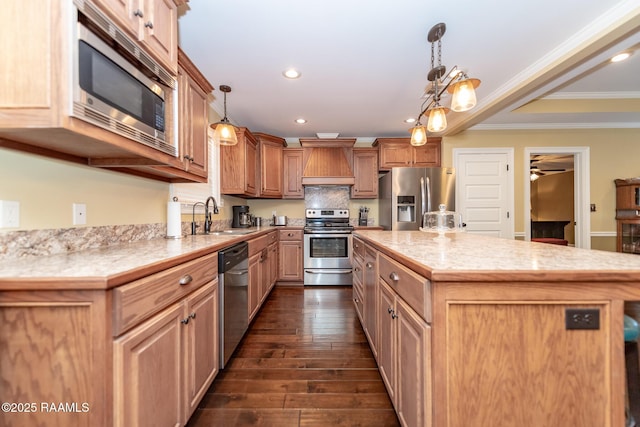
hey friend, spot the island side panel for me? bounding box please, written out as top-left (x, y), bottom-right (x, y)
top-left (432, 281), bottom-right (625, 427)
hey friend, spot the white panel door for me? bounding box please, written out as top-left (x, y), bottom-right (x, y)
top-left (454, 149), bottom-right (514, 239)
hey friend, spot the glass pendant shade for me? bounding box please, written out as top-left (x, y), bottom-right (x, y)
top-left (427, 106), bottom-right (449, 133)
top-left (410, 124), bottom-right (427, 146)
top-left (212, 121), bottom-right (238, 146)
top-left (449, 78), bottom-right (480, 112)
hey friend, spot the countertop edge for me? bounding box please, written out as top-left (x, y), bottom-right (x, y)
top-left (0, 228), bottom-right (284, 291)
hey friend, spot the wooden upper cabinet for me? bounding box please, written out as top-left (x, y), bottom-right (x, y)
top-left (375, 137), bottom-right (441, 170)
top-left (220, 127), bottom-right (258, 197)
top-left (254, 132), bottom-right (286, 198)
top-left (283, 148), bottom-right (304, 199)
top-left (94, 0), bottom-right (180, 73)
top-left (177, 49), bottom-right (212, 179)
top-left (352, 148), bottom-right (379, 198)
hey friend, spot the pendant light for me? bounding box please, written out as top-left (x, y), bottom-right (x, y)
top-left (448, 76), bottom-right (480, 112)
top-left (211, 85), bottom-right (238, 146)
top-left (408, 22), bottom-right (481, 139)
top-left (410, 121), bottom-right (427, 146)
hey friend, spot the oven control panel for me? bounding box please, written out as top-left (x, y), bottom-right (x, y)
top-left (305, 209), bottom-right (349, 219)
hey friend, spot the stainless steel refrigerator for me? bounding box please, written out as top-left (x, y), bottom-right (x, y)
top-left (379, 167), bottom-right (455, 230)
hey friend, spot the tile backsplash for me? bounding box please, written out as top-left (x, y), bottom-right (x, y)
top-left (304, 186), bottom-right (350, 209)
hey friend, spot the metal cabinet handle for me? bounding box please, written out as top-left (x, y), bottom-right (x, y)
top-left (391, 312), bottom-right (398, 319)
top-left (179, 274), bottom-right (193, 285)
top-left (354, 267), bottom-right (360, 272)
top-left (389, 272), bottom-right (400, 282)
top-left (366, 262), bottom-right (373, 269)
top-left (181, 317), bottom-right (190, 325)
top-left (190, 312), bottom-right (196, 320)
top-left (145, 21), bottom-right (154, 29)
top-left (134, 9), bottom-right (143, 17)
top-left (388, 307), bottom-right (393, 314)
top-left (288, 232), bottom-right (294, 237)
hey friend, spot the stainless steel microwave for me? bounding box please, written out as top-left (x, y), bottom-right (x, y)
top-left (72, 1), bottom-right (177, 156)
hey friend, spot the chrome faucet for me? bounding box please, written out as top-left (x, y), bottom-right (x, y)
top-left (204, 196), bottom-right (219, 234)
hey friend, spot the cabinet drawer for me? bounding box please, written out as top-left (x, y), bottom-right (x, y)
top-left (279, 229), bottom-right (303, 241)
top-left (378, 252), bottom-right (431, 323)
top-left (353, 257), bottom-right (364, 285)
top-left (249, 231), bottom-right (278, 256)
top-left (113, 252), bottom-right (218, 336)
top-left (353, 237), bottom-right (366, 260)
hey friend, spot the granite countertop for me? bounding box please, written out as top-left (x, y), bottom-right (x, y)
top-left (355, 230), bottom-right (640, 282)
top-left (0, 227), bottom-right (278, 290)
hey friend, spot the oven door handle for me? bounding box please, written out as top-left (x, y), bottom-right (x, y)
top-left (304, 269), bottom-right (353, 274)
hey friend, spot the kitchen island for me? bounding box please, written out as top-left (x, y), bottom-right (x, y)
top-left (353, 230), bottom-right (640, 427)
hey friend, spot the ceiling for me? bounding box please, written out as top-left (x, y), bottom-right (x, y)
top-left (177, 0), bottom-right (640, 142)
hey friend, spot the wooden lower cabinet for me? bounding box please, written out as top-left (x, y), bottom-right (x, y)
top-left (114, 280), bottom-right (219, 427)
top-left (114, 302), bottom-right (184, 427)
top-left (363, 245), bottom-right (377, 357)
top-left (278, 229), bottom-right (303, 282)
top-left (184, 282), bottom-right (219, 419)
top-left (374, 253), bottom-right (431, 427)
top-left (0, 290), bottom-right (110, 427)
top-left (248, 251), bottom-right (261, 322)
top-left (0, 252), bottom-right (219, 427)
top-left (248, 230), bottom-right (278, 322)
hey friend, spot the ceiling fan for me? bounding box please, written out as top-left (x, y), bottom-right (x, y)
top-left (530, 155), bottom-right (574, 181)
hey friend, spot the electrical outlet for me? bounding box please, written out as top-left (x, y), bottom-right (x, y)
top-left (0, 200), bottom-right (20, 228)
top-left (565, 308), bottom-right (600, 330)
top-left (73, 203), bottom-right (87, 225)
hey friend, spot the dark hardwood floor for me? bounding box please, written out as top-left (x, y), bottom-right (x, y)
top-left (187, 285), bottom-right (399, 427)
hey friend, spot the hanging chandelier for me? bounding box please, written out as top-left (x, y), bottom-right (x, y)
top-left (410, 23), bottom-right (481, 146)
top-left (210, 85), bottom-right (238, 146)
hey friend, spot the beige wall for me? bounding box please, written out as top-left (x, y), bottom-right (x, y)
top-left (0, 148), bottom-right (169, 231)
top-left (3, 127), bottom-right (638, 238)
top-left (441, 128), bottom-right (640, 237)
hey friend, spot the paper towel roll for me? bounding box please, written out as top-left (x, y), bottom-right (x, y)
top-left (167, 201), bottom-right (182, 238)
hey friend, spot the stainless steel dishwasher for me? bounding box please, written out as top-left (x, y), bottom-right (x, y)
top-left (218, 241), bottom-right (249, 368)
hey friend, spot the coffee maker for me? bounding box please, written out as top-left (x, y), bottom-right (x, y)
top-left (232, 205), bottom-right (252, 228)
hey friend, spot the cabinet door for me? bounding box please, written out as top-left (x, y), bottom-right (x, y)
top-left (184, 73), bottom-right (208, 177)
top-left (352, 149), bottom-right (379, 198)
top-left (245, 136), bottom-right (258, 196)
top-left (379, 142), bottom-right (412, 170)
top-left (248, 252), bottom-right (261, 322)
top-left (177, 67), bottom-right (208, 177)
top-left (114, 303), bottom-right (183, 427)
top-left (184, 281), bottom-right (219, 422)
top-left (260, 248), bottom-right (270, 303)
top-left (269, 242), bottom-right (278, 289)
top-left (396, 297), bottom-right (430, 427)
top-left (261, 142), bottom-right (283, 197)
top-left (279, 240), bottom-right (303, 281)
top-left (94, 0), bottom-right (140, 37)
top-left (377, 280), bottom-right (396, 403)
top-left (221, 128), bottom-right (258, 196)
top-left (363, 246), bottom-right (377, 357)
top-left (140, 0), bottom-right (178, 72)
top-left (412, 138), bottom-right (441, 167)
top-left (283, 149), bottom-right (304, 199)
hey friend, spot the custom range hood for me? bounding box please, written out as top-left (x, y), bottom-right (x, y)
top-left (300, 138), bottom-right (356, 186)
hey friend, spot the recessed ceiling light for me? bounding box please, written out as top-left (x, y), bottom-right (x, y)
top-left (611, 52), bottom-right (631, 63)
top-left (404, 118), bottom-right (416, 124)
top-left (295, 118), bottom-right (307, 124)
top-left (283, 68), bottom-right (301, 79)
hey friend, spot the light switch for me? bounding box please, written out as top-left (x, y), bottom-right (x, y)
top-left (73, 203), bottom-right (87, 225)
top-left (0, 200), bottom-right (20, 228)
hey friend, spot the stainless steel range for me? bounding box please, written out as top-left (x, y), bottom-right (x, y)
top-left (304, 208), bottom-right (354, 286)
